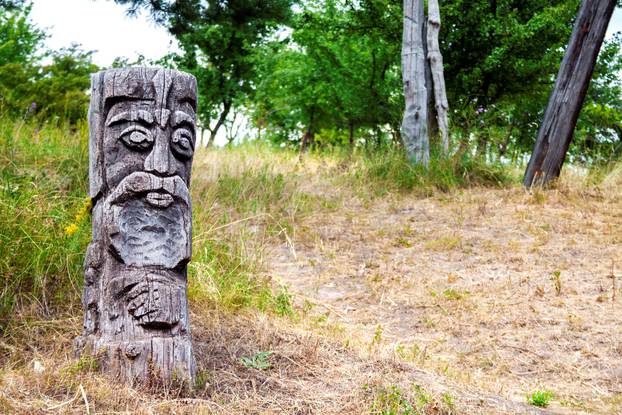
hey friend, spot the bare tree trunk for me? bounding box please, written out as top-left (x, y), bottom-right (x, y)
top-left (301, 112), bottom-right (315, 153)
top-left (524, 0), bottom-right (615, 187)
top-left (401, 0), bottom-right (429, 165)
top-left (476, 133), bottom-right (487, 160)
top-left (426, 0), bottom-right (450, 154)
top-left (206, 100), bottom-right (232, 148)
top-left (423, 21), bottom-right (438, 143)
top-left (225, 110), bottom-right (240, 146)
top-left (300, 127), bottom-right (314, 152)
top-left (348, 121), bottom-right (355, 150)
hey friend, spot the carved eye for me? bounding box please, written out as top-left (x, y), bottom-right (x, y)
top-left (171, 128), bottom-right (194, 159)
top-left (119, 126), bottom-right (153, 150)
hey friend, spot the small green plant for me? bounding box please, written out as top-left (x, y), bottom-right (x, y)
top-left (194, 370), bottom-right (210, 391)
top-left (62, 355), bottom-right (98, 376)
top-left (528, 390), bottom-right (554, 407)
top-left (240, 351), bottom-right (273, 370)
top-left (370, 385), bottom-right (416, 415)
top-left (273, 288), bottom-right (293, 316)
top-left (412, 384), bottom-right (432, 408)
top-left (441, 288), bottom-right (468, 301)
top-left (440, 392), bottom-right (455, 411)
top-left (369, 324), bottom-right (383, 350)
top-left (369, 384), bottom-right (454, 415)
top-left (395, 236), bottom-right (413, 248)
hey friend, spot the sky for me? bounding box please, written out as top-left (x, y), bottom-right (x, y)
top-left (29, 0), bottom-right (622, 69)
top-left (30, 0), bottom-right (178, 67)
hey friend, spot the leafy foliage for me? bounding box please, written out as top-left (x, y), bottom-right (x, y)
top-left (0, 4), bottom-right (97, 124)
top-left (115, 0), bottom-right (295, 143)
top-left (253, 0), bottom-right (402, 148)
top-left (528, 390), bottom-right (554, 407)
top-left (240, 351), bottom-right (273, 370)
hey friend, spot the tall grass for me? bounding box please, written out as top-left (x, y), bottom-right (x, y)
top-left (0, 120), bottom-right (515, 331)
top-left (0, 118), bottom-right (90, 327)
top-left (0, 120), bottom-right (302, 332)
top-left (344, 145), bottom-right (514, 197)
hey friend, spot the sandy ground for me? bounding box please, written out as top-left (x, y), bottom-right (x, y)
top-left (265, 186), bottom-right (622, 414)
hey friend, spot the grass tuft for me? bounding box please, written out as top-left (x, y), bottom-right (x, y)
top-left (527, 390), bottom-right (554, 408)
top-left (345, 146), bottom-right (513, 198)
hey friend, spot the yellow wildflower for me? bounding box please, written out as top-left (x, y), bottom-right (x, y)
top-left (64, 196), bottom-right (92, 237)
top-left (65, 223), bottom-right (79, 237)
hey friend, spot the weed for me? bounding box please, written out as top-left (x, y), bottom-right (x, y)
top-left (62, 354), bottom-right (98, 376)
top-left (240, 351), bottom-right (273, 370)
top-left (369, 324), bottom-right (383, 350)
top-left (424, 235), bottom-right (462, 252)
top-left (395, 236), bottom-right (413, 248)
top-left (194, 370), bottom-right (210, 391)
top-left (440, 392), bottom-right (455, 410)
top-left (370, 385), bottom-right (416, 414)
top-left (527, 390), bottom-right (554, 407)
top-left (441, 288), bottom-right (468, 301)
top-left (273, 288), bottom-right (294, 316)
top-left (343, 145), bottom-right (512, 198)
top-left (412, 384), bottom-right (432, 408)
top-left (0, 118), bottom-right (90, 325)
top-left (369, 384), bottom-right (454, 415)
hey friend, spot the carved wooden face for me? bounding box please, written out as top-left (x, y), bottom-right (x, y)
top-left (90, 68), bottom-right (197, 271)
top-left (100, 70), bottom-right (197, 191)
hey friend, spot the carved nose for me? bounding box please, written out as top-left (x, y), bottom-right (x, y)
top-left (144, 129), bottom-right (175, 175)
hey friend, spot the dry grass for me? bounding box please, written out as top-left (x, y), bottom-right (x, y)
top-left (266, 164), bottom-right (622, 414)
top-left (0, 306), bottom-right (548, 414)
top-left (2, 143), bottom-right (619, 414)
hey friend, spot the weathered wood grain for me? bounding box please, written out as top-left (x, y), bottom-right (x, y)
top-left (401, 0), bottom-right (429, 165)
top-left (524, 0), bottom-right (616, 187)
top-left (426, 0), bottom-right (449, 154)
top-left (77, 67), bottom-right (198, 386)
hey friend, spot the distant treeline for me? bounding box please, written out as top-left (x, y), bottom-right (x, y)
top-left (0, 3), bottom-right (98, 124)
top-left (2, 1), bottom-right (622, 163)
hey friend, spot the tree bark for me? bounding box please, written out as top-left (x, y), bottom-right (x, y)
top-left (301, 112), bottom-right (315, 153)
top-left (401, 0), bottom-right (429, 165)
top-left (206, 100), bottom-right (232, 148)
top-left (523, 0), bottom-right (616, 187)
top-left (423, 21), bottom-right (438, 143)
top-left (348, 121), bottom-right (355, 150)
top-left (426, 0), bottom-right (450, 154)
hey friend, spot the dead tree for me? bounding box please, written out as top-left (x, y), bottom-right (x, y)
top-left (426, 0), bottom-right (450, 154)
top-left (523, 0), bottom-right (616, 187)
top-left (77, 67), bottom-right (197, 386)
top-left (401, 0), bottom-right (429, 165)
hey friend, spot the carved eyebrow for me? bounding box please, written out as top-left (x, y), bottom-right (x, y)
top-left (106, 110), bottom-right (155, 126)
top-left (171, 111), bottom-right (195, 127)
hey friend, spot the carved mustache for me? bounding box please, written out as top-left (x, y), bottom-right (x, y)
top-left (105, 171), bottom-right (190, 209)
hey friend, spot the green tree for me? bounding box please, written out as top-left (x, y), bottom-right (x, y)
top-left (252, 0), bottom-right (402, 149)
top-left (0, 2), bottom-right (45, 115)
top-left (440, 0), bottom-right (581, 157)
top-left (572, 34), bottom-right (622, 162)
top-left (114, 0), bottom-right (295, 146)
top-left (0, 4), bottom-right (97, 123)
top-left (33, 45), bottom-right (99, 124)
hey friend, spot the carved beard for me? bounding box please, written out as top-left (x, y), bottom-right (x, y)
top-left (103, 171), bottom-right (192, 270)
